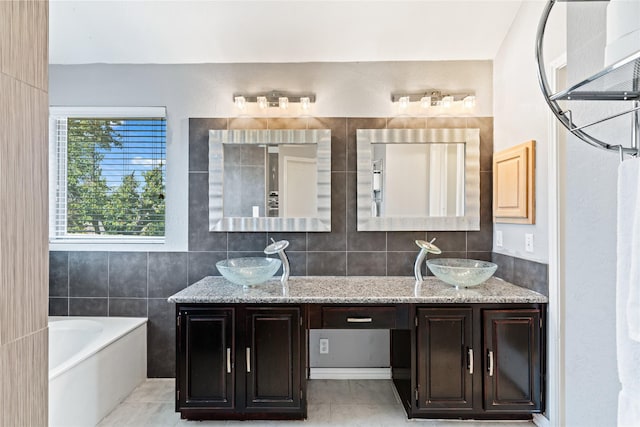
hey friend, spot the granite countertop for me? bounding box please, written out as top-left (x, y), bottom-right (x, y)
top-left (167, 276), bottom-right (548, 304)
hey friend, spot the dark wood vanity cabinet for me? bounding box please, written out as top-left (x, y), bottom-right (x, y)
top-left (244, 307), bottom-right (303, 412)
top-left (416, 307), bottom-right (474, 412)
top-left (177, 307), bottom-right (235, 411)
top-left (176, 305), bottom-right (306, 420)
top-left (396, 304), bottom-right (544, 419)
top-left (483, 308), bottom-right (542, 413)
top-left (175, 301), bottom-right (544, 421)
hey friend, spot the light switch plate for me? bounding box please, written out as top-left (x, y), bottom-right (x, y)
top-left (496, 230), bottom-right (503, 247)
top-left (525, 233), bottom-right (534, 252)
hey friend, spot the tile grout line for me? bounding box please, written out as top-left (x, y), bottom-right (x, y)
top-left (107, 252), bottom-right (110, 316)
top-left (146, 252), bottom-right (150, 318)
top-left (66, 251), bottom-right (70, 315)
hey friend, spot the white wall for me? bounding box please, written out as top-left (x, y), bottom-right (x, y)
top-left (493, 1), bottom-right (566, 263)
top-left (563, 2), bottom-right (621, 425)
top-left (49, 60), bottom-right (493, 252)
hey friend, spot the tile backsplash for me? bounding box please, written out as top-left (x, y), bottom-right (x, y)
top-left (49, 116), bottom-right (495, 377)
top-left (492, 252), bottom-right (549, 297)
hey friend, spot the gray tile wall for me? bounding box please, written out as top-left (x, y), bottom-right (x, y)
top-left (189, 117), bottom-right (495, 271)
top-left (49, 116), bottom-right (495, 378)
top-left (48, 251), bottom-right (188, 377)
top-left (492, 252), bottom-right (549, 296)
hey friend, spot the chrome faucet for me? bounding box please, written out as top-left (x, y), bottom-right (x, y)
top-left (414, 238), bottom-right (442, 282)
top-left (264, 239), bottom-right (290, 283)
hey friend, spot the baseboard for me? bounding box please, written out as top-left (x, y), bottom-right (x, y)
top-left (533, 414), bottom-right (550, 427)
top-left (309, 368), bottom-right (391, 380)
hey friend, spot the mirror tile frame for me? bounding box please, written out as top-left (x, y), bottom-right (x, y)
top-left (356, 128), bottom-right (480, 231)
top-left (208, 129), bottom-right (332, 232)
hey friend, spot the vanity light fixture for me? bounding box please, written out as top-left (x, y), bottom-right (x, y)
top-left (398, 96), bottom-right (411, 110)
top-left (257, 96), bottom-right (268, 110)
top-left (391, 90), bottom-right (476, 109)
top-left (232, 91), bottom-right (316, 110)
top-left (234, 96), bottom-right (246, 110)
top-left (441, 95), bottom-right (454, 109)
top-left (463, 95), bottom-right (476, 109)
top-left (300, 96), bottom-right (311, 111)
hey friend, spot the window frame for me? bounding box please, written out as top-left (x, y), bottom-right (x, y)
top-left (49, 106), bottom-right (167, 245)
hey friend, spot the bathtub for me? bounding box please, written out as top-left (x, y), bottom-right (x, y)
top-left (49, 316), bottom-right (147, 427)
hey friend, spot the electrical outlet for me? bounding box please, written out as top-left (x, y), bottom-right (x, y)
top-left (496, 230), bottom-right (503, 247)
top-left (319, 338), bottom-right (329, 354)
top-left (525, 233), bottom-right (534, 253)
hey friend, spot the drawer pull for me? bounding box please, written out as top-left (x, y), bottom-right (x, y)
top-left (226, 348), bottom-right (231, 373)
top-left (346, 317), bottom-right (373, 323)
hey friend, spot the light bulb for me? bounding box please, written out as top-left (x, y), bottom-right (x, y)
top-left (279, 97), bottom-right (289, 110)
top-left (234, 96), bottom-right (246, 110)
top-left (398, 96), bottom-right (410, 110)
top-left (463, 95), bottom-right (476, 109)
top-left (257, 96), bottom-right (268, 110)
top-left (300, 97), bottom-right (311, 111)
top-left (441, 96), bottom-right (454, 108)
top-left (420, 96), bottom-right (431, 109)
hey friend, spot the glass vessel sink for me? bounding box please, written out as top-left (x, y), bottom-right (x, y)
top-left (426, 258), bottom-right (497, 288)
top-left (216, 257), bottom-right (282, 287)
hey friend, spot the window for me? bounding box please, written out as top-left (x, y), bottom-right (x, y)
top-left (49, 107), bottom-right (166, 243)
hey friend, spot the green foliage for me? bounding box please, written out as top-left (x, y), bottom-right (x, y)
top-left (65, 118), bottom-right (165, 237)
top-left (140, 166), bottom-right (166, 236)
top-left (103, 172), bottom-right (141, 235)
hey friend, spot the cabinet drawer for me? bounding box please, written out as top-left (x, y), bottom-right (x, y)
top-left (321, 306), bottom-right (397, 329)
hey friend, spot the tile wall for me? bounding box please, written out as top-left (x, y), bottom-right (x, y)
top-left (189, 117), bottom-right (495, 272)
top-left (49, 115), bottom-right (495, 377)
top-left (492, 252), bottom-right (549, 296)
top-left (1, 1), bottom-right (49, 424)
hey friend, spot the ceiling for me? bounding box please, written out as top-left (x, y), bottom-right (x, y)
top-left (49, 1), bottom-right (523, 65)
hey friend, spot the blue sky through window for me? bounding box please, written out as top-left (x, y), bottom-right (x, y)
top-left (96, 118), bottom-right (166, 190)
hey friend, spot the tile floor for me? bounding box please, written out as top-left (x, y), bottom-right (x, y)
top-left (98, 379), bottom-right (536, 427)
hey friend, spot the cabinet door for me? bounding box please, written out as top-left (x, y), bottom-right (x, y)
top-left (416, 307), bottom-right (474, 411)
top-left (483, 309), bottom-right (541, 412)
top-left (178, 308), bottom-right (235, 410)
top-left (244, 307), bottom-right (302, 410)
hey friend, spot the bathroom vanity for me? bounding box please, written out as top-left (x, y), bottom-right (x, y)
top-left (168, 276), bottom-right (547, 421)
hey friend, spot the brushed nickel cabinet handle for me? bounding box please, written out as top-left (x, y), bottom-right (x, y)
top-left (468, 348), bottom-right (474, 374)
top-left (346, 317), bottom-right (373, 323)
top-left (488, 350), bottom-right (494, 377)
top-left (226, 348), bottom-right (231, 374)
top-left (246, 347), bottom-right (251, 373)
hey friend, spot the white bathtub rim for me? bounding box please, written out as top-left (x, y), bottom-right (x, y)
top-left (48, 316), bottom-right (147, 381)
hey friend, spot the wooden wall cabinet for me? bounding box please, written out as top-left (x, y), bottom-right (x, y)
top-left (493, 140), bottom-right (535, 224)
top-left (176, 305), bottom-right (306, 420)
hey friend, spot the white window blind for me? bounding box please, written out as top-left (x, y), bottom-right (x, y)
top-left (50, 107), bottom-right (166, 242)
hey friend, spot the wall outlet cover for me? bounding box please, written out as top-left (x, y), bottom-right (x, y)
top-left (496, 230), bottom-right (503, 247)
top-left (319, 338), bottom-right (329, 354)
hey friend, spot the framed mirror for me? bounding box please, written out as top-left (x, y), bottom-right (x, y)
top-left (209, 129), bottom-right (331, 232)
top-left (356, 128), bottom-right (480, 231)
